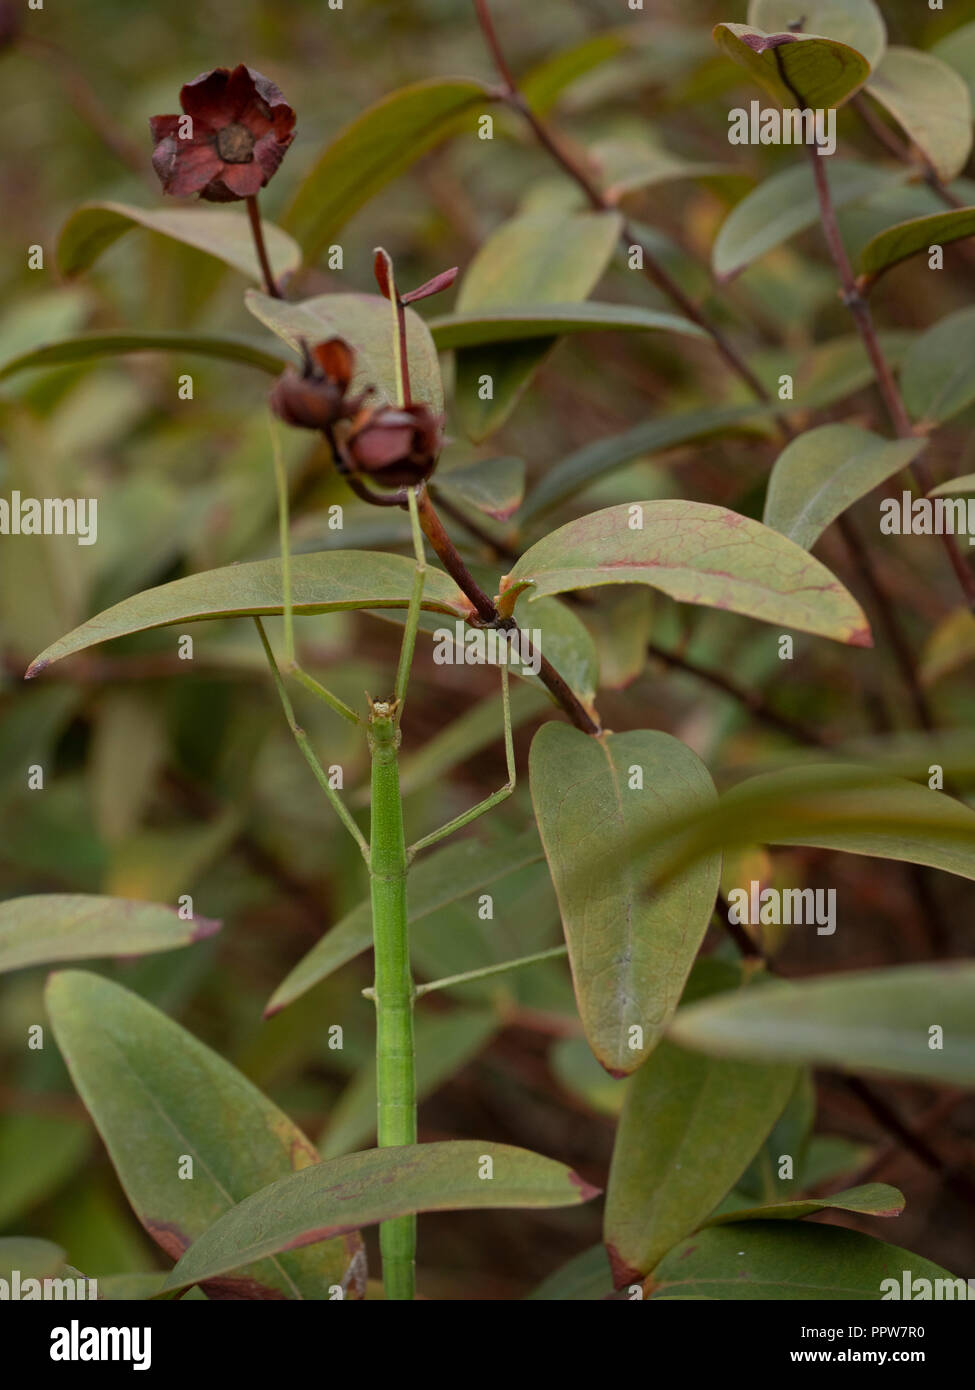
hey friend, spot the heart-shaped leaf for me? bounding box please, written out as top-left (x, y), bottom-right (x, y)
top-left (162, 1141), bottom-right (599, 1293)
top-left (763, 424), bottom-right (926, 549)
top-left (46, 971), bottom-right (365, 1299)
top-left (713, 24), bottom-right (871, 109)
top-left (246, 290), bottom-right (443, 412)
top-left (283, 79), bottom-right (491, 261)
top-left (670, 963), bottom-right (975, 1084)
top-left (508, 500), bottom-right (872, 646)
top-left (58, 202), bottom-right (301, 283)
top-left (0, 895), bottom-right (219, 974)
top-left (26, 551), bottom-right (470, 678)
top-left (530, 723), bottom-right (720, 1075)
top-left (605, 1038), bottom-right (797, 1281)
top-left (865, 47), bottom-right (972, 182)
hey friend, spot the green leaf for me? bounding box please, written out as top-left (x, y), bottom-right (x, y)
top-left (605, 1038), bottom-right (796, 1281)
top-left (901, 306), bottom-right (975, 426)
top-left (857, 208), bottom-right (975, 285)
top-left (648, 1222), bottom-right (965, 1299)
top-left (932, 20), bottom-right (975, 105)
top-left (163, 1141), bottom-right (599, 1292)
top-left (866, 47), bottom-right (973, 182)
top-left (748, 0), bottom-right (887, 70)
top-left (46, 971), bottom-right (364, 1299)
top-left (320, 1010), bottom-right (497, 1158)
top-left (706, 1182), bottom-right (905, 1225)
top-left (713, 162), bottom-right (902, 280)
top-left (433, 456), bottom-right (525, 520)
top-left (521, 406), bottom-right (772, 520)
top-left (265, 829), bottom-right (545, 1014)
top-left (429, 301), bottom-right (704, 350)
top-left (283, 78), bottom-right (491, 261)
top-left (529, 724), bottom-right (720, 1075)
top-left (27, 551), bottom-right (469, 678)
top-left (0, 894), bottom-right (219, 973)
top-left (763, 424), bottom-right (926, 549)
top-left (0, 1113), bottom-right (90, 1227)
top-left (527, 1244), bottom-right (614, 1301)
top-left (629, 764), bottom-right (975, 894)
top-left (713, 23), bottom-right (870, 109)
top-left (929, 473), bottom-right (975, 497)
top-left (671, 963), bottom-right (975, 1085)
top-left (520, 31), bottom-right (631, 114)
top-left (509, 500), bottom-right (872, 647)
top-left (453, 209), bottom-right (622, 441)
top-left (588, 136), bottom-right (732, 202)
top-left (0, 331), bottom-right (288, 383)
top-left (246, 290), bottom-right (443, 413)
top-left (0, 1237), bottom-right (67, 1282)
top-left (58, 202), bottom-right (301, 283)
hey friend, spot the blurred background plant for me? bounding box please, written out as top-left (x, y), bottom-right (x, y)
top-left (2, 0), bottom-right (975, 1296)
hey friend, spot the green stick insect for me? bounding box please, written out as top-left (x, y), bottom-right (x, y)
top-left (254, 253), bottom-right (517, 1301)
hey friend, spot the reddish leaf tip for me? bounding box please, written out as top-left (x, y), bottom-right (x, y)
top-left (373, 248), bottom-right (393, 299)
top-left (849, 624), bottom-right (874, 649)
top-left (24, 657), bottom-right (47, 680)
top-left (190, 914), bottom-right (223, 942)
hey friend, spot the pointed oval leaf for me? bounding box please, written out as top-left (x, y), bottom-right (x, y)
top-left (901, 305), bottom-right (975, 426)
top-left (713, 162), bottom-right (903, 280)
top-left (508, 500), bottom-right (872, 646)
top-left (866, 47), bottom-right (972, 182)
top-left (932, 20), bottom-right (975, 105)
top-left (857, 207), bottom-right (975, 285)
top-left (605, 1039), bottom-right (797, 1282)
top-left (529, 723), bottom-right (721, 1075)
top-left (246, 290), bottom-right (443, 412)
top-left (0, 895), bottom-right (219, 974)
top-left (670, 963), bottom-right (975, 1085)
top-left (454, 209), bottom-right (622, 441)
top-left (283, 79), bottom-right (491, 261)
top-left (608, 764), bottom-right (975, 896)
top-left (763, 424), bottom-right (926, 549)
top-left (0, 332), bottom-right (289, 383)
top-left (748, 0), bottom-right (886, 70)
top-left (429, 301), bottom-right (703, 350)
top-left (649, 1222), bottom-right (964, 1299)
top-left (0, 1237), bottom-right (67, 1282)
top-left (163, 1140), bottom-right (599, 1292)
top-left (520, 31), bottom-right (632, 115)
top-left (27, 552), bottom-right (470, 678)
top-left (713, 24), bottom-right (871, 109)
top-left (706, 1182), bottom-right (905, 1225)
top-left (58, 202), bottom-right (301, 283)
top-left (46, 971), bottom-right (364, 1299)
top-left (929, 473), bottom-right (975, 498)
top-left (433, 456), bottom-right (525, 520)
top-left (521, 406), bottom-right (771, 521)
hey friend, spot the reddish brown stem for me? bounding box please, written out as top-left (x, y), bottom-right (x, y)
top-left (246, 194), bottom-right (281, 299)
top-left (472, 0), bottom-right (784, 425)
top-left (804, 149), bottom-right (975, 608)
top-left (415, 487), bottom-right (600, 734)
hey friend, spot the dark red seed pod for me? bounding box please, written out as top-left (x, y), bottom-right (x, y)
top-left (345, 403), bottom-right (443, 489)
